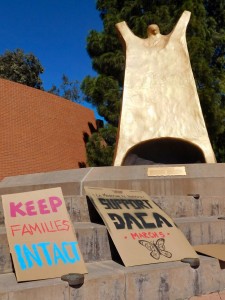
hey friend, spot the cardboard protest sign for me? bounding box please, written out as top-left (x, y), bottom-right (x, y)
top-left (194, 244), bottom-right (225, 261)
top-left (2, 187), bottom-right (87, 281)
top-left (85, 186), bottom-right (198, 267)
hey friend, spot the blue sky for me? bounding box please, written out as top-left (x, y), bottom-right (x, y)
top-left (0, 0), bottom-right (103, 116)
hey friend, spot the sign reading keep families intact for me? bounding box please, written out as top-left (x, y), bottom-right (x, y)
top-left (2, 187), bottom-right (87, 281)
top-left (85, 187), bottom-right (198, 267)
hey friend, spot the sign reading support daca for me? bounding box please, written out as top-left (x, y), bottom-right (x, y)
top-left (85, 186), bottom-right (198, 267)
top-left (2, 187), bottom-right (87, 281)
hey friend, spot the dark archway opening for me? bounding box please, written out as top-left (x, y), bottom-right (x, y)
top-left (122, 138), bottom-right (206, 165)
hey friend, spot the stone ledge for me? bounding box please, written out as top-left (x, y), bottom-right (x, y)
top-left (0, 256), bottom-right (224, 300)
top-left (0, 273), bottom-right (69, 300)
top-left (2, 195), bottom-right (225, 229)
top-left (175, 216), bottom-right (225, 245)
top-left (152, 195), bottom-right (225, 219)
top-left (0, 222), bottom-right (111, 274)
top-left (1, 164), bottom-right (225, 197)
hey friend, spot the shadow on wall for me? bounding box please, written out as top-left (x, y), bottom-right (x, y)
top-left (122, 138), bottom-right (206, 165)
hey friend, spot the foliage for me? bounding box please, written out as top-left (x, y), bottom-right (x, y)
top-left (48, 74), bottom-right (80, 102)
top-left (85, 124), bottom-right (117, 166)
top-left (0, 50), bottom-right (81, 103)
top-left (82, 0), bottom-right (225, 165)
top-left (0, 49), bottom-right (44, 89)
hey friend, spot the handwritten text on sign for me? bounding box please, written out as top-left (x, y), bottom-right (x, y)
top-left (85, 187), bottom-right (198, 267)
top-left (98, 197), bottom-right (173, 233)
top-left (2, 187), bottom-right (87, 282)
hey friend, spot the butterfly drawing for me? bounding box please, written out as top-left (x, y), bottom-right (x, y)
top-left (138, 238), bottom-right (172, 260)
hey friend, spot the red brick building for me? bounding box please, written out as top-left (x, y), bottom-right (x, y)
top-left (0, 78), bottom-right (96, 180)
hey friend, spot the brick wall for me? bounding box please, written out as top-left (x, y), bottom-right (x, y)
top-left (0, 78), bottom-right (96, 180)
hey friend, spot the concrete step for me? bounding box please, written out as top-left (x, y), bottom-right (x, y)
top-left (0, 195), bottom-right (90, 227)
top-left (175, 216), bottom-right (225, 245)
top-left (64, 196), bottom-right (90, 223)
top-left (66, 195), bottom-right (225, 221)
top-left (0, 256), bottom-right (224, 300)
top-left (1, 164), bottom-right (225, 197)
top-left (2, 195), bottom-right (225, 229)
top-left (189, 291), bottom-right (225, 300)
top-left (152, 195), bottom-right (225, 219)
top-left (2, 216), bottom-right (225, 275)
top-left (0, 222), bottom-right (111, 274)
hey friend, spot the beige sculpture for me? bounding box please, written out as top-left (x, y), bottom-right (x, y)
top-left (114, 11), bottom-right (216, 166)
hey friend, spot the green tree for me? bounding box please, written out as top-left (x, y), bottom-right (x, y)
top-left (0, 49), bottom-right (44, 89)
top-left (82, 0), bottom-right (225, 165)
top-left (85, 123), bottom-right (117, 166)
top-left (48, 74), bottom-right (80, 102)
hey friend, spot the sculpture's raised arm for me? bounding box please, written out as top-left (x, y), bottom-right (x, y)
top-left (115, 21), bottom-right (139, 45)
top-left (170, 10), bottom-right (191, 39)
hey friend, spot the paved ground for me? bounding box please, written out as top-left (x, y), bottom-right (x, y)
top-left (190, 291), bottom-right (225, 299)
